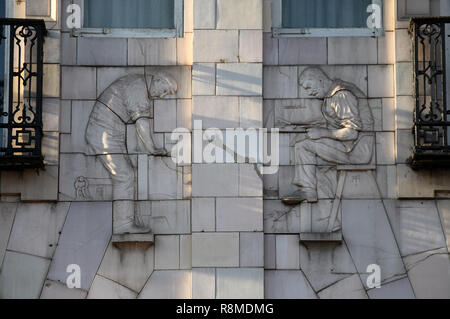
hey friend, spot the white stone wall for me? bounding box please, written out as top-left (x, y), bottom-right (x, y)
top-left (0, 0), bottom-right (449, 299)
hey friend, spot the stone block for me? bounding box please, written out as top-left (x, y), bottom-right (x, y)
top-left (43, 31), bottom-right (60, 63)
top-left (367, 277), bottom-right (415, 299)
top-left (299, 242), bottom-right (357, 292)
top-left (396, 95), bottom-right (414, 129)
top-left (239, 163), bottom-right (263, 196)
top-left (194, 30), bottom-right (238, 63)
top-left (216, 0), bottom-right (263, 29)
top-left (216, 268), bottom-right (264, 299)
top-left (263, 32), bottom-right (278, 65)
top-left (407, 254), bottom-right (450, 299)
top-left (177, 99), bottom-right (192, 130)
top-left (275, 235), bottom-right (300, 269)
top-left (382, 98), bottom-right (395, 131)
top-left (328, 37), bottom-right (377, 64)
top-left (264, 234), bottom-right (276, 269)
top-left (192, 268), bottom-right (215, 299)
top-left (264, 66), bottom-right (298, 99)
top-left (155, 235), bottom-right (180, 270)
top-left (59, 154), bottom-right (113, 201)
top-left (368, 65), bottom-right (394, 98)
top-left (154, 99), bottom-right (177, 133)
top-left (177, 32), bottom-right (193, 65)
top-left (376, 132), bottom-right (395, 165)
top-left (192, 198), bottom-right (215, 232)
top-left (216, 63), bottom-right (262, 96)
top-left (184, 0), bottom-right (193, 32)
top-left (342, 200), bottom-right (406, 287)
top-left (7, 203), bottom-right (69, 259)
top-left (279, 38), bottom-right (327, 65)
top-left (318, 274), bottom-right (368, 299)
top-left (60, 100), bottom-right (71, 134)
top-left (61, 32), bottom-right (77, 65)
top-left (240, 97), bottom-right (263, 129)
top-left (263, 200), bottom-right (300, 233)
top-left (87, 275), bottom-right (137, 299)
top-left (61, 67), bottom-right (97, 100)
top-left (240, 233), bottom-right (264, 267)
top-left (192, 164), bottom-right (239, 197)
top-left (395, 29), bottom-right (413, 62)
top-left (136, 200), bottom-right (190, 234)
top-left (263, 168), bottom-right (278, 198)
top-left (78, 38), bottom-right (127, 66)
top-left (97, 242), bottom-right (154, 293)
top-left (216, 198), bottom-right (263, 232)
top-left (0, 203), bottom-right (17, 269)
top-left (40, 280), bottom-right (88, 299)
top-left (193, 0), bottom-right (216, 29)
top-left (265, 270), bottom-right (317, 299)
top-left (0, 251), bottom-right (50, 299)
top-left (96, 67), bottom-right (145, 96)
top-left (376, 165), bottom-right (397, 199)
top-left (43, 64), bottom-right (60, 98)
top-left (193, 96), bottom-right (239, 129)
top-left (138, 270), bottom-right (192, 299)
top-left (128, 38), bottom-right (176, 65)
top-left (42, 98), bottom-right (60, 132)
top-left (22, 166), bottom-right (59, 201)
top-left (341, 171), bottom-right (381, 199)
top-left (193, 64), bottom-right (216, 96)
top-left (148, 156), bottom-right (183, 200)
top-left (47, 202), bottom-right (112, 291)
top-left (395, 62), bottom-right (414, 96)
top-left (192, 233), bottom-right (239, 267)
top-left (378, 31), bottom-right (395, 64)
top-left (384, 200), bottom-right (446, 256)
top-left (60, 100), bottom-right (95, 154)
top-left (180, 235), bottom-right (191, 269)
top-left (239, 30), bottom-right (263, 63)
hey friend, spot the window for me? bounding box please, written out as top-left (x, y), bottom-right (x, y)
top-left (73, 0), bottom-right (184, 38)
top-left (273, 0), bottom-right (384, 37)
top-left (409, 17), bottom-right (450, 168)
top-left (0, 18), bottom-right (46, 169)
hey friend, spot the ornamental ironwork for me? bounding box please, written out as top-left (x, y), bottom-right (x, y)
top-left (0, 19), bottom-right (46, 169)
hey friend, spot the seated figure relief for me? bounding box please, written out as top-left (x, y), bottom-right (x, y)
top-left (278, 68), bottom-right (374, 205)
top-left (85, 71), bottom-right (178, 235)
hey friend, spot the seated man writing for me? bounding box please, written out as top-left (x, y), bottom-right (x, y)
top-left (281, 68), bottom-right (374, 205)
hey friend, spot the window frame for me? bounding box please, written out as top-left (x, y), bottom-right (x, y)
top-left (272, 0), bottom-right (384, 38)
top-left (71, 0), bottom-right (184, 38)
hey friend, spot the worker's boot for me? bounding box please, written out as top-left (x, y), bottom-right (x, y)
top-left (113, 201), bottom-right (151, 235)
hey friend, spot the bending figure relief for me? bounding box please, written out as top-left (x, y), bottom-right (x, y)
top-left (85, 71), bottom-right (178, 235)
top-left (281, 68), bottom-right (374, 205)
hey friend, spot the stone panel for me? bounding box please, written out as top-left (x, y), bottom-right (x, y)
top-left (263, 66), bottom-right (298, 99)
top-left (192, 164), bottom-right (239, 197)
top-left (61, 67), bottom-right (97, 100)
top-left (216, 0), bottom-right (263, 29)
top-left (87, 275), bottom-right (137, 299)
top-left (328, 37), bottom-right (377, 64)
top-left (193, 63), bottom-right (215, 96)
top-left (279, 38), bottom-right (327, 65)
top-left (97, 242), bottom-right (154, 293)
top-left (264, 270), bottom-right (317, 299)
top-left (216, 268), bottom-right (264, 299)
top-left (0, 251), bottom-right (50, 299)
top-left (239, 30), bottom-right (263, 63)
top-left (193, 0), bottom-right (216, 29)
top-left (318, 274), bottom-right (368, 299)
top-left (216, 198), bottom-right (263, 232)
top-left (192, 198), bottom-right (215, 232)
top-left (47, 202), bottom-right (112, 291)
top-left (367, 277), bottom-right (415, 299)
top-left (275, 235), bottom-right (300, 270)
top-left (0, 203), bottom-right (17, 269)
top-left (7, 203), bottom-right (69, 259)
top-left (138, 270), bottom-right (192, 299)
top-left (216, 63), bottom-right (263, 96)
top-left (78, 38), bottom-right (127, 66)
top-left (40, 280), bottom-right (88, 299)
top-left (240, 233), bottom-right (264, 267)
top-left (192, 233), bottom-right (239, 267)
top-left (194, 30), bottom-right (238, 63)
top-left (192, 268), bottom-right (215, 299)
top-left (155, 235), bottom-right (180, 270)
top-left (128, 38), bottom-right (176, 65)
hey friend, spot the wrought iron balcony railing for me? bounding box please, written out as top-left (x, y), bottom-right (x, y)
top-left (0, 19), bottom-right (47, 170)
top-left (409, 17), bottom-right (450, 168)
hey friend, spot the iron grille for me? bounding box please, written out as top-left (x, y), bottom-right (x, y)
top-left (0, 19), bottom-right (47, 170)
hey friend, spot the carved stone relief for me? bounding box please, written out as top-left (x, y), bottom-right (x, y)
top-left (84, 71), bottom-right (178, 239)
top-left (276, 67), bottom-right (375, 241)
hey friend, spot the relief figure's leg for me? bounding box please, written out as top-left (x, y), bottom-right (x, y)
top-left (98, 154), bottom-right (151, 235)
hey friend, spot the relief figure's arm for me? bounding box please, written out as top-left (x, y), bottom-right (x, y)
top-left (135, 118), bottom-right (167, 156)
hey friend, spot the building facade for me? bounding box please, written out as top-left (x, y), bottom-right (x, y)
top-left (0, 0), bottom-right (449, 299)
